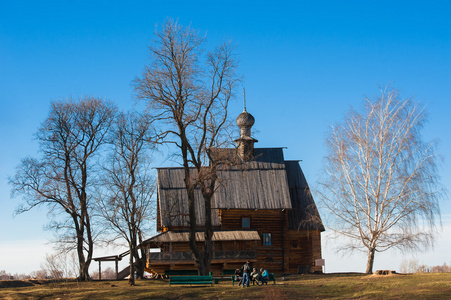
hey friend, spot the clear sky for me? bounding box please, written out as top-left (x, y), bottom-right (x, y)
top-left (1, 1), bottom-right (450, 275)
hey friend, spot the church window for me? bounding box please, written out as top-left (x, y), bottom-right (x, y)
top-left (242, 217), bottom-right (250, 228)
top-left (262, 233), bottom-right (272, 246)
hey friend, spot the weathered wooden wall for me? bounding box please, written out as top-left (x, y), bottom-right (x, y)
top-left (220, 209), bottom-right (322, 274)
top-left (220, 209), bottom-right (286, 273)
top-left (312, 230), bottom-right (322, 272)
top-left (285, 229), bottom-right (322, 273)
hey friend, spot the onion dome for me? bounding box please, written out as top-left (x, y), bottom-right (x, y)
top-left (236, 109), bottom-right (255, 139)
top-left (235, 88), bottom-right (257, 161)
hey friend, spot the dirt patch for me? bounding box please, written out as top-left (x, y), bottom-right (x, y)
top-left (0, 279), bottom-right (73, 288)
top-left (263, 286), bottom-right (288, 300)
top-left (360, 271), bottom-right (409, 279)
top-left (0, 280), bottom-right (37, 288)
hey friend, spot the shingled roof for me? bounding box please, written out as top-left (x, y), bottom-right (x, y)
top-left (285, 161), bottom-right (325, 231)
top-left (157, 167), bottom-right (221, 228)
top-left (214, 148), bottom-right (292, 209)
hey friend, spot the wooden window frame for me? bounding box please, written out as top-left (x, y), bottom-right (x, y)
top-left (262, 233), bottom-right (272, 246)
top-left (241, 217), bottom-right (251, 228)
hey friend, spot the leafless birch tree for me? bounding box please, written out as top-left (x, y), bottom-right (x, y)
top-left (10, 97), bottom-right (116, 281)
top-left (99, 112), bottom-right (156, 285)
top-left (134, 19), bottom-right (239, 275)
top-left (318, 88), bottom-right (443, 274)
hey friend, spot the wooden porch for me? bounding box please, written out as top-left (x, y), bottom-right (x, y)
top-left (149, 250), bottom-right (256, 261)
top-left (142, 230), bottom-right (261, 275)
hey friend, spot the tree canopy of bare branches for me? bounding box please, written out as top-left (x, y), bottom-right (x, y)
top-left (41, 251), bottom-right (78, 279)
top-left (134, 19), bottom-right (239, 275)
top-left (318, 88), bottom-right (444, 274)
top-left (10, 97), bottom-right (116, 281)
top-left (99, 111), bottom-right (156, 285)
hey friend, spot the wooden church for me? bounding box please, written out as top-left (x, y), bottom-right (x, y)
top-left (141, 108), bottom-right (324, 275)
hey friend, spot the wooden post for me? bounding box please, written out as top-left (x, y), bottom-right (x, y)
top-left (98, 261), bottom-right (102, 280)
top-left (115, 259), bottom-right (119, 280)
top-left (283, 210), bottom-right (289, 273)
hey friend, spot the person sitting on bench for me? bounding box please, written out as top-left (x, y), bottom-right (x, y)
top-left (250, 268), bottom-right (262, 285)
top-left (260, 268), bottom-right (269, 285)
top-left (234, 268), bottom-right (243, 286)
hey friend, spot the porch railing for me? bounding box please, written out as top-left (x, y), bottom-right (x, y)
top-left (148, 250), bottom-right (256, 261)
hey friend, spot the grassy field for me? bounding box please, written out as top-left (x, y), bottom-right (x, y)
top-left (1, 273), bottom-right (450, 299)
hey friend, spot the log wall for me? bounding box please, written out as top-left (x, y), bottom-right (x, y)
top-left (220, 209), bottom-right (286, 273)
top-left (285, 229), bottom-right (322, 273)
top-left (150, 207), bottom-right (323, 275)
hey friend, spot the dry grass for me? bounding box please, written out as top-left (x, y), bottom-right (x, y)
top-left (1, 273), bottom-right (450, 299)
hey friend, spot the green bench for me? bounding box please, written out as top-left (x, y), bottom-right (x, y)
top-left (232, 273), bottom-right (276, 285)
top-left (264, 273), bottom-right (276, 285)
top-left (222, 269), bottom-right (236, 276)
top-left (169, 275), bottom-right (213, 286)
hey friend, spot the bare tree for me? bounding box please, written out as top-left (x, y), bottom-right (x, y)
top-left (99, 111), bottom-right (156, 286)
top-left (430, 262), bottom-right (451, 273)
top-left (400, 258), bottom-right (421, 274)
top-left (41, 251), bottom-right (78, 279)
top-left (134, 19), bottom-right (239, 275)
top-left (0, 270), bottom-right (10, 280)
top-left (91, 267), bottom-right (116, 280)
top-left (10, 97), bottom-right (116, 281)
top-left (318, 88), bottom-right (443, 274)
top-left (42, 253), bottom-right (65, 279)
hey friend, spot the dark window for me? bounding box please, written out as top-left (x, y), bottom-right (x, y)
top-left (291, 240), bottom-right (298, 248)
top-left (242, 217), bottom-right (250, 228)
top-left (262, 233), bottom-right (272, 246)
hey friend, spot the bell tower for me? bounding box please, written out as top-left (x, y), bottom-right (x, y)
top-left (235, 89), bottom-right (258, 160)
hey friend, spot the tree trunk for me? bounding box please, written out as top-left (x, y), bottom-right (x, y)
top-left (132, 245), bottom-right (144, 280)
top-left (79, 261), bottom-right (90, 281)
top-left (187, 186), bottom-right (200, 268)
top-left (135, 234), bottom-right (145, 279)
top-left (75, 223), bottom-right (91, 281)
top-left (365, 247), bottom-right (376, 274)
top-left (77, 248), bottom-right (90, 281)
top-left (78, 179), bottom-right (93, 281)
top-left (200, 240), bottom-right (212, 275)
top-left (198, 252), bottom-right (210, 275)
top-left (84, 213), bottom-right (94, 281)
top-left (198, 191), bottom-right (214, 275)
top-left (129, 243), bottom-right (135, 286)
top-left (135, 251), bottom-right (145, 279)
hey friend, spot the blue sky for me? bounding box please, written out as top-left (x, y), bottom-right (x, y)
top-left (1, 1), bottom-right (450, 274)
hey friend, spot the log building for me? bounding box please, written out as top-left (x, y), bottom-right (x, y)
top-left (142, 108), bottom-right (324, 275)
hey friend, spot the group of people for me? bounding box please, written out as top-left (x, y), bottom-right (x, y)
top-left (235, 260), bottom-right (269, 287)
